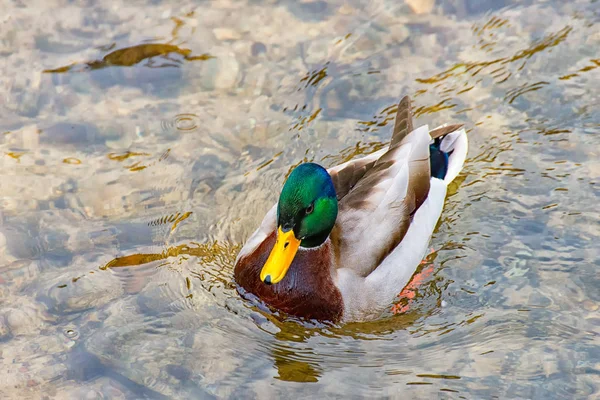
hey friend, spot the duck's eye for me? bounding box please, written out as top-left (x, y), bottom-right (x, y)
top-left (305, 203), bottom-right (314, 215)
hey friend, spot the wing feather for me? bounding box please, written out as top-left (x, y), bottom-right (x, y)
top-left (335, 124), bottom-right (432, 276)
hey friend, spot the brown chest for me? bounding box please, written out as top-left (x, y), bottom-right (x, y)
top-left (234, 232), bottom-right (344, 322)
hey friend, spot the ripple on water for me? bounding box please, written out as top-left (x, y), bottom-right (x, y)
top-left (36, 268), bottom-right (123, 316)
top-left (0, 0), bottom-right (598, 398)
top-left (161, 113), bottom-right (201, 135)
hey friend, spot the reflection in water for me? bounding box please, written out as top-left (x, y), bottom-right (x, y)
top-left (107, 151), bottom-right (150, 162)
top-left (100, 240), bottom-right (236, 272)
top-left (357, 103), bottom-right (400, 134)
top-left (43, 43), bottom-right (213, 74)
top-left (271, 344), bottom-right (322, 383)
top-left (1, 0), bottom-right (599, 397)
top-left (62, 157), bottom-right (82, 164)
top-left (286, 37), bottom-right (387, 132)
top-left (505, 81), bottom-right (549, 104)
top-left (105, 149), bottom-right (178, 172)
top-left (255, 151), bottom-right (283, 172)
top-left (87, 224), bottom-right (445, 384)
top-left (290, 108), bottom-right (322, 132)
top-left (39, 19), bottom-right (214, 96)
top-left (247, 252), bottom-right (448, 383)
top-left (107, 151), bottom-right (151, 172)
top-left (148, 212), bottom-right (193, 233)
top-left (415, 23), bottom-right (573, 108)
top-left (559, 58), bottom-right (600, 80)
top-left (5, 151), bottom-right (26, 162)
top-left (299, 63), bottom-right (330, 90)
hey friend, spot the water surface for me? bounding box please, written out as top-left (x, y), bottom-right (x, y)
top-left (0, 0), bottom-right (599, 398)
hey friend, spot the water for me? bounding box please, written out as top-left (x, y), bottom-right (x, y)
top-left (1, 0), bottom-right (599, 398)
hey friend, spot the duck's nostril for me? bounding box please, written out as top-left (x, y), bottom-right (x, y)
top-left (284, 241), bottom-right (289, 249)
top-left (264, 275), bottom-right (272, 285)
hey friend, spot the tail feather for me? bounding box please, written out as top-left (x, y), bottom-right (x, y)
top-left (387, 96), bottom-right (467, 183)
top-left (390, 96), bottom-right (414, 148)
top-left (428, 125), bottom-right (468, 184)
top-left (429, 124), bottom-right (464, 140)
top-left (429, 137), bottom-right (449, 179)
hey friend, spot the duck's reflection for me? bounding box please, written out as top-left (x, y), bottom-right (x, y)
top-left (271, 345), bottom-right (321, 383)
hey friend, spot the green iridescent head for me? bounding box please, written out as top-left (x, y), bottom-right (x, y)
top-left (260, 162), bottom-right (338, 284)
top-left (277, 162), bottom-right (338, 248)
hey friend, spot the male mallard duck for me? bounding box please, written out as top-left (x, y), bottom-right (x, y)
top-left (234, 96), bottom-right (468, 322)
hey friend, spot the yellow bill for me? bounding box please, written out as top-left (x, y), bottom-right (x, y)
top-left (260, 227), bottom-right (301, 284)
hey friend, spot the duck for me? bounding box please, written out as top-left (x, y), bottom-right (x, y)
top-left (234, 96), bottom-right (468, 322)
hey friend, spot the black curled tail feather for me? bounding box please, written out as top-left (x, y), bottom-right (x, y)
top-left (429, 137), bottom-right (449, 179)
top-left (428, 124), bottom-right (464, 179)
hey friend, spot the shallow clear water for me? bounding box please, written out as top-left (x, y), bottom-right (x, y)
top-left (1, 0), bottom-right (599, 398)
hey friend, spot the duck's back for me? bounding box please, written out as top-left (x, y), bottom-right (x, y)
top-left (328, 96), bottom-right (432, 276)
